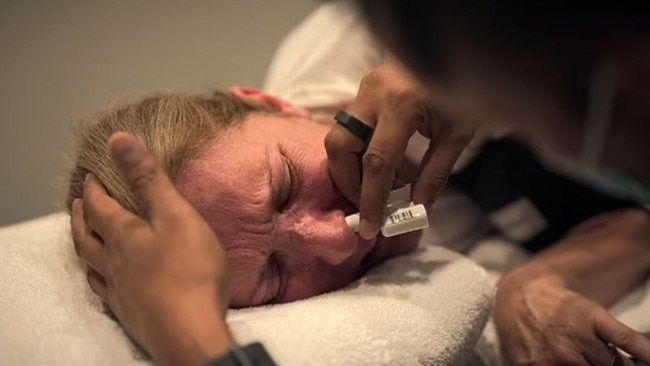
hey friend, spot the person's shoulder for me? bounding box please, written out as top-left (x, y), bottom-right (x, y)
top-left (264, 1), bottom-right (387, 110)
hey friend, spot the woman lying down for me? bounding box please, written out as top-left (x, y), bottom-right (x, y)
top-left (66, 84), bottom-right (650, 365)
top-left (66, 1), bottom-right (650, 364)
top-left (66, 88), bottom-right (423, 308)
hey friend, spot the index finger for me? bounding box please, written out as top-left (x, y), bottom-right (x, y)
top-left (71, 198), bottom-right (106, 275)
top-left (325, 123), bottom-right (366, 207)
top-left (412, 130), bottom-right (473, 206)
top-left (359, 113), bottom-right (415, 239)
top-left (83, 173), bottom-right (137, 240)
top-left (594, 307), bottom-right (650, 363)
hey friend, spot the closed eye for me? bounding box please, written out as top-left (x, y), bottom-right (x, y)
top-left (266, 252), bottom-right (287, 304)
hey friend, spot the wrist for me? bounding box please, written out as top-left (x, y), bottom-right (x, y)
top-left (156, 319), bottom-right (232, 366)
top-left (495, 262), bottom-right (572, 326)
top-left (498, 261), bottom-right (569, 298)
top-left (151, 299), bottom-right (233, 366)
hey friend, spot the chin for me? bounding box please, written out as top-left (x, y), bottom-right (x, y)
top-left (385, 231), bottom-right (421, 255)
top-left (357, 231), bottom-right (421, 276)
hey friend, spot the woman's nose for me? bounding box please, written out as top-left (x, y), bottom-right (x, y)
top-left (282, 210), bottom-right (357, 266)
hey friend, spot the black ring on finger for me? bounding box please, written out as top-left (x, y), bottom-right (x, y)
top-left (334, 110), bottom-right (374, 147)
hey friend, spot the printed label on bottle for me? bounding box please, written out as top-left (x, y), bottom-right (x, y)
top-left (388, 209), bottom-right (414, 224)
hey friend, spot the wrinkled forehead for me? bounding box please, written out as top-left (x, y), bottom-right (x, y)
top-left (174, 127), bottom-right (275, 246)
top-left (178, 127), bottom-right (267, 191)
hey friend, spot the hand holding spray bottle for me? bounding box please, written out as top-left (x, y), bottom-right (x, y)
top-left (344, 184), bottom-right (429, 237)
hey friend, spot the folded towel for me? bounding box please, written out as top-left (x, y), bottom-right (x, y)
top-left (229, 244), bottom-right (495, 366)
top-left (0, 213), bottom-right (495, 366)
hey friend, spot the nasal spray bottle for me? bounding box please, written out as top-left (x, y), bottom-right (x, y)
top-left (344, 184), bottom-right (429, 237)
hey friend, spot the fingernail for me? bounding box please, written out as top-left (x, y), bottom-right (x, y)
top-left (84, 173), bottom-right (91, 186)
top-left (115, 142), bottom-right (138, 164)
top-left (359, 219), bottom-right (377, 239)
top-left (71, 198), bottom-right (81, 211)
top-left (111, 135), bottom-right (145, 165)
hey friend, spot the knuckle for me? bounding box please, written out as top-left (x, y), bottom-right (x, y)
top-left (388, 85), bottom-right (418, 106)
top-left (325, 127), bottom-right (366, 156)
top-left (102, 210), bottom-right (122, 236)
top-left (362, 151), bottom-right (390, 177)
top-left (324, 130), bottom-right (346, 157)
top-left (613, 327), bottom-right (638, 348)
top-left (445, 128), bottom-right (475, 146)
top-left (112, 217), bottom-right (141, 244)
top-left (129, 164), bottom-right (158, 193)
top-left (126, 215), bottom-right (144, 230)
top-left (423, 173), bottom-right (449, 193)
top-left (360, 69), bottom-right (383, 91)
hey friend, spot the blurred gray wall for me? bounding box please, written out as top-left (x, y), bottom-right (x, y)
top-left (0, 1), bottom-right (318, 225)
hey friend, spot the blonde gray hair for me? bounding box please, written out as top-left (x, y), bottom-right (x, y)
top-left (66, 91), bottom-right (265, 214)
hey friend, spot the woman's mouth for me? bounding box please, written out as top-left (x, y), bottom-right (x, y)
top-left (334, 195), bottom-right (388, 274)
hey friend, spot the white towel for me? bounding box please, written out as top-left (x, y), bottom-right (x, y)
top-left (0, 213), bottom-right (495, 366)
top-left (229, 245), bottom-right (495, 366)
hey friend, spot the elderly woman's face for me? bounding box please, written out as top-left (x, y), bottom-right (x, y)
top-left (176, 115), bottom-right (419, 307)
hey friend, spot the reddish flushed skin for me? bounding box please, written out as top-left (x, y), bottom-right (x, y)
top-left (176, 114), bottom-right (419, 308)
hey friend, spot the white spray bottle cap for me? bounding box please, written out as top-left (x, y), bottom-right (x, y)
top-left (345, 203), bottom-right (429, 237)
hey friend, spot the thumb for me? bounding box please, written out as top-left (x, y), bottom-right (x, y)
top-left (107, 132), bottom-right (185, 220)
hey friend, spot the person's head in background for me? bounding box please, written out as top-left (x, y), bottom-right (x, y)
top-left (356, 1), bottom-right (650, 183)
top-left (66, 90), bottom-right (418, 308)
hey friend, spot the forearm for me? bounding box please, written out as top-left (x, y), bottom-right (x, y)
top-left (500, 208), bottom-right (650, 306)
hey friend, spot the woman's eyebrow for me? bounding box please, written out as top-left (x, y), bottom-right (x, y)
top-left (266, 146), bottom-right (279, 207)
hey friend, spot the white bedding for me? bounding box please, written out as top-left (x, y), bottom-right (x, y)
top-left (0, 213), bottom-right (495, 366)
top-left (4, 210), bottom-right (647, 366)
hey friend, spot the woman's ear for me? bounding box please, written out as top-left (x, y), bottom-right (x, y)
top-left (229, 86), bottom-right (310, 118)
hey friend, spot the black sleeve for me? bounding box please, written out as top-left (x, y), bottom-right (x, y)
top-left (203, 343), bottom-right (277, 366)
top-left (449, 138), bottom-right (638, 253)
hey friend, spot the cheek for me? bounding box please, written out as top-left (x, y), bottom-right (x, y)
top-left (282, 263), bottom-right (361, 302)
top-left (384, 232), bottom-right (421, 256)
top-left (177, 180), bottom-right (275, 242)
